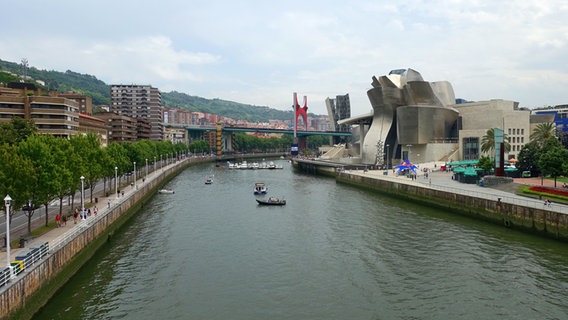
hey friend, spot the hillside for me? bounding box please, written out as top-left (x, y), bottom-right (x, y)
top-left (0, 58), bottom-right (303, 122)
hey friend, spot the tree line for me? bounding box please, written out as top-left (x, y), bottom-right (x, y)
top-left (0, 118), bottom-right (188, 234)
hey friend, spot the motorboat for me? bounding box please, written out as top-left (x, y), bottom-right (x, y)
top-left (205, 177), bottom-right (213, 184)
top-left (158, 189), bottom-right (175, 194)
top-left (254, 182), bottom-right (268, 195)
top-left (268, 161), bottom-right (283, 169)
top-left (256, 197), bottom-right (286, 206)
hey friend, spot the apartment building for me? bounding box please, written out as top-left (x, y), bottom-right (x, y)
top-left (110, 84), bottom-right (163, 141)
top-left (0, 83), bottom-right (79, 138)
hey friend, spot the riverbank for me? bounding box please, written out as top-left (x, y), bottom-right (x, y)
top-left (294, 158), bottom-right (568, 242)
top-left (0, 155), bottom-right (213, 320)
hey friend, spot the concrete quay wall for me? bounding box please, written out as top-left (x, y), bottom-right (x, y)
top-left (336, 170), bottom-right (568, 242)
top-left (0, 159), bottom-right (195, 320)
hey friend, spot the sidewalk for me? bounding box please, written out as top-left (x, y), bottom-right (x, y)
top-left (0, 158), bottom-right (183, 267)
top-left (344, 167), bottom-right (568, 214)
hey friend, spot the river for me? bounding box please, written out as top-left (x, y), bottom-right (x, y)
top-left (33, 159), bottom-right (568, 319)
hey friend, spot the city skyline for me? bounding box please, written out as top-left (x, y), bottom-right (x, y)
top-left (2, 1), bottom-right (567, 115)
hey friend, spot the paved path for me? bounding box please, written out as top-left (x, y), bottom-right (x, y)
top-left (344, 166), bottom-right (568, 214)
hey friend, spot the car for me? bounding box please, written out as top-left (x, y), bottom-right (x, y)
top-left (522, 171), bottom-right (531, 178)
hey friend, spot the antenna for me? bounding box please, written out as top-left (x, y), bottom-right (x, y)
top-left (21, 58), bottom-right (29, 81)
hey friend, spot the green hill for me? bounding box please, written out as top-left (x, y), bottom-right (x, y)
top-left (0, 58), bottom-right (306, 122)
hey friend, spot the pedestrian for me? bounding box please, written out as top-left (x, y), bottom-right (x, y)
top-left (62, 214), bottom-right (67, 226)
top-left (93, 206), bottom-right (98, 215)
top-left (73, 209), bottom-right (78, 224)
top-left (87, 209), bottom-right (91, 217)
top-left (56, 213), bottom-right (61, 227)
top-left (121, 190), bottom-right (124, 197)
top-left (107, 199), bottom-right (111, 209)
top-left (547, 200), bottom-right (552, 207)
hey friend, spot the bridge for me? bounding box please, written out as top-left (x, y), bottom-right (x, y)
top-left (175, 124), bottom-right (352, 155)
top-left (183, 125), bottom-right (351, 137)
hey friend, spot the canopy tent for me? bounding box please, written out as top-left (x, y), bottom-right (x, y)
top-left (395, 159), bottom-right (418, 174)
top-left (447, 159), bottom-right (479, 166)
top-left (452, 166), bottom-right (466, 173)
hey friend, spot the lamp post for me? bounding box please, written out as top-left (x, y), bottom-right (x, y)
top-left (154, 156), bottom-right (156, 173)
top-left (160, 155), bottom-right (163, 171)
top-left (145, 158), bottom-right (148, 180)
top-left (80, 176), bottom-right (85, 220)
top-left (406, 144), bottom-right (412, 161)
top-left (386, 144), bottom-right (390, 169)
top-left (4, 195), bottom-right (11, 268)
top-left (115, 166), bottom-right (118, 199)
top-left (133, 162), bottom-right (137, 189)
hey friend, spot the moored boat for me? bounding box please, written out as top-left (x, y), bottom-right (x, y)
top-left (158, 189), bottom-right (175, 194)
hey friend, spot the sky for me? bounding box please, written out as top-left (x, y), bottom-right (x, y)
top-left (2, 0), bottom-right (568, 116)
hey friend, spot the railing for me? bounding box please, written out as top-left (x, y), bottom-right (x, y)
top-left (0, 242), bottom-right (49, 288)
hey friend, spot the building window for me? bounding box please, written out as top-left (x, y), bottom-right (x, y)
top-left (462, 137), bottom-right (479, 160)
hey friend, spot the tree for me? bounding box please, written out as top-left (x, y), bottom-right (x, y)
top-left (0, 117), bottom-right (37, 145)
top-left (0, 144), bottom-right (36, 226)
top-left (537, 145), bottom-right (568, 188)
top-left (105, 142), bottom-right (131, 195)
top-left (17, 134), bottom-right (58, 232)
top-left (530, 122), bottom-right (556, 146)
top-left (50, 138), bottom-right (75, 217)
top-left (70, 134), bottom-right (104, 203)
top-left (477, 155), bottom-right (494, 174)
top-left (480, 128), bottom-right (510, 155)
top-left (517, 142), bottom-right (541, 177)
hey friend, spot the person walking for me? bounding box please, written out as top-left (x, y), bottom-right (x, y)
top-left (73, 209), bottom-right (78, 224)
top-left (107, 199), bottom-right (111, 209)
top-left (56, 213), bottom-right (61, 227)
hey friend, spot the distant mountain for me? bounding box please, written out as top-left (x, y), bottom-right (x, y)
top-left (0, 58), bottom-right (305, 122)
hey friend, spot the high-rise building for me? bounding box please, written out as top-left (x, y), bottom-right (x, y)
top-left (110, 84), bottom-right (163, 141)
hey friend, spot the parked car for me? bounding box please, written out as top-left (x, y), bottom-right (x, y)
top-left (522, 171), bottom-right (531, 178)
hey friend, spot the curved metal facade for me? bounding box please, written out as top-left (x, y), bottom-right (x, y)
top-left (361, 69), bottom-right (458, 165)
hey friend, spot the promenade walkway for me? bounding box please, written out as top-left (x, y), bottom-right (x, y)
top-left (343, 164), bottom-right (568, 215)
top-left (0, 157), bottom-right (186, 268)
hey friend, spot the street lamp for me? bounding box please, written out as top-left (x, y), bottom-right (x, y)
top-left (160, 154), bottom-right (163, 171)
top-left (115, 166), bottom-right (118, 199)
top-left (133, 162), bottom-right (137, 189)
top-left (4, 195), bottom-right (12, 268)
top-left (154, 156), bottom-right (156, 173)
top-left (145, 158), bottom-right (148, 179)
top-left (386, 144), bottom-right (390, 169)
top-left (80, 176), bottom-right (85, 220)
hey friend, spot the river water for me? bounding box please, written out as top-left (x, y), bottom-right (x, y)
top-left (34, 160), bottom-right (568, 320)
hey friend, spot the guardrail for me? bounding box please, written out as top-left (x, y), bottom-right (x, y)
top-left (0, 242), bottom-right (49, 288)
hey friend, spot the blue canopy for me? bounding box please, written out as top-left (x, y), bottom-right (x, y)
top-left (395, 159), bottom-right (418, 174)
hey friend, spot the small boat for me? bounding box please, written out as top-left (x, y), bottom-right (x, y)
top-left (254, 182), bottom-right (268, 195)
top-left (256, 197), bottom-right (286, 206)
top-left (205, 177), bottom-right (213, 184)
top-left (267, 161), bottom-right (283, 169)
top-left (158, 189), bottom-right (175, 194)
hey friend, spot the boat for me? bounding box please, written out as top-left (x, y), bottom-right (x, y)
top-left (254, 182), bottom-right (268, 195)
top-left (267, 161), bottom-right (283, 169)
top-left (158, 189), bottom-right (175, 194)
top-left (205, 177), bottom-right (213, 184)
top-left (256, 197), bottom-right (286, 206)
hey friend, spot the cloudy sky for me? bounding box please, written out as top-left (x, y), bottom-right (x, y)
top-left (2, 0), bottom-right (567, 115)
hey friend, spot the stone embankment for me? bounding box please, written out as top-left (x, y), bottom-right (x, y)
top-left (294, 159), bottom-right (568, 242)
